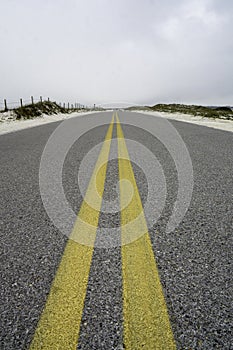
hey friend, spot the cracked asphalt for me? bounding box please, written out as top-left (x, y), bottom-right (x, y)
top-left (0, 111), bottom-right (232, 349)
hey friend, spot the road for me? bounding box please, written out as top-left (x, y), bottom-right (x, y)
top-left (0, 111), bottom-right (232, 349)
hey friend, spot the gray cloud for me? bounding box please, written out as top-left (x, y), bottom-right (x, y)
top-left (0, 0), bottom-right (233, 106)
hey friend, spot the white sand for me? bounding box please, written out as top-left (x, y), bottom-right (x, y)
top-left (0, 111), bottom-right (95, 136)
top-left (135, 111), bottom-right (233, 133)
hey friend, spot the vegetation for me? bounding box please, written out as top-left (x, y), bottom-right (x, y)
top-left (13, 101), bottom-right (67, 119)
top-left (149, 104), bottom-right (233, 120)
top-left (0, 101), bottom-right (91, 120)
top-left (125, 103), bottom-right (233, 120)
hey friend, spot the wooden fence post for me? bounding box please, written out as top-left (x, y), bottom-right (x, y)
top-left (31, 96), bottom-right (34, 105)
top-left (4, 99), bottom-right (8, 111)
top-left (40, 96), bottom-right (43, 103)
top-left (20, 99), bottom-right (23, 108)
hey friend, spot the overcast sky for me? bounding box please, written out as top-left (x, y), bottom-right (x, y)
top-left (1, 0), bottom-right (233, 107)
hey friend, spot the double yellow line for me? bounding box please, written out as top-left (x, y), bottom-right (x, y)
top-left (30, 113), bottom-right (176, 349)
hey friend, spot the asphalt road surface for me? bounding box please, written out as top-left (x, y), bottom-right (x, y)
top-left (0, 111), bottom-right (232, 349)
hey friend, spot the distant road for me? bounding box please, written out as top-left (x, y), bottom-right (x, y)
top-left (0, 112), bottom-right (232, 349)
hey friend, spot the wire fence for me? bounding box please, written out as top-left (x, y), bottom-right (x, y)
top-left (0, 97), bottom-right (88, 112)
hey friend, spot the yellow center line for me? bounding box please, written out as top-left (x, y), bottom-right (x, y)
top-left (30, 115), bottom-right (114, 350)
top-left (116, 113), bottom-right (176, 350)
